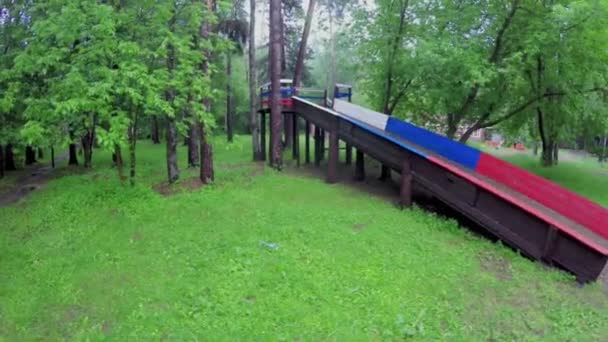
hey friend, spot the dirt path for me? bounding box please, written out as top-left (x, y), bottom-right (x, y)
top-left (0, 152), bottom-right (68, 207)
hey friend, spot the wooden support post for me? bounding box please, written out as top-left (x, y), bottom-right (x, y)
top-left (291, 114), bottom-right (297, 159)
top-left (314, 126), bottom-right (321, 166)
top-left (355, 149), bottom-right (365, 181)
top-left (305, 120), bottom-right (310, 164)
top-left (400, 155), bottom-right (413, 208)
top-left (293, 114), bottom-right (300, 166)
top-left (260, 112), bottom-right (267, 161)
top-left (542, 226), bottom-right (559, 264)
top-left (320, 129), bottom-right (326, 161)
top-left (345, 144), bottom-right (352, 165)
top-left (327, 122), bottom-right (338, 183)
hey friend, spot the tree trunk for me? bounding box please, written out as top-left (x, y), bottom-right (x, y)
top-left (129, 130), bottom-right (137, 185)
top-left (533, 142), bottom-right (539, 156)
top-left (151, 115), bottom-right (161, 144)
top-left (328, 8), bottom-right (337, 104)
top-left (200, 123), bottom-right (214, 183)
top-left (552, 141), bottom-right (559, 165)
top-left (113, 144), bottom-right (124, 180)
top-left (459, 124), bottom-right (481, 143)
top-left (186, 91), bottom-right (200, 168)
top-left (188, 119), bottom-right (200, 168)
top-left (226, 53), bottom-right (234, 142)
top-left (280, 2), bottom-right (291, 149)
top-left (81, 129), bottom-right (94, 168)
top-left (37, 148), bottom-right (43, 160)
top-left (287, 0), bottom-right (317, 150)
top-left (5, 145), bottom-right (16, 170)
top-left (279, 1), bottom-right (286, 73)
top-left (249, 0), bottom-right (261, 160)
top-left (166, 118), bottom-right (179, 183)
top-left (378, 3), bottom-right (408, 181)
top-left (51, 147), bottom-right (55, 168)
top-left (269, 0), bottom-right (283, 170)
top-left (199, 0), bottom-right (216, 183)
top-left (293, 0), bottom-right (316, 89)
top-left (541, 140), bottom-right (554, 166)
top-left (68, 143), bottom-right (78, 166)
top-left (25, 146), bottom-right (37, 165)
top-left (0, 145), bottom-right (4, 179)
top-left (535, 54), bottom-right (553, 167)
top-left (166, 6), bottom-right (179, 183)
top-left (602, 136), bottom-right (608, 163)
top-left (446, 116), bottom-right (458, 140)
top-left (129, 115), bottom-right (138, 185)
top-left (538, 107), bottom-right (553, 167)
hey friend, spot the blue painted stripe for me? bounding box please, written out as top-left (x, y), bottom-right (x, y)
top-left (384, 117), bottom-right (481, 169)
top-left (297, 95), bottom-right (325, 100)
top-left (261, 87), bottom-right (295, 97)
top-left (335, 92), bottom-right (351, 98)
top-left (338, 115), bottom-right (428, 158)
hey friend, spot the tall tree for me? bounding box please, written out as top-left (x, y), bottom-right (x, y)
top-left (292, 0), bottom-right (316, 89)
top-left (269, 0), bottom-right (284, 169)
top-left (219, 1), bottom-right (248, 143)
top-left (165, 5), bottom-right (180, 183)
top-left (250, 0), bottom-right (262, 160)
top-left (199, 0), bottom-right (217, 184)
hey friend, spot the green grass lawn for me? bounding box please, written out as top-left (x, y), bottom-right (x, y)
top-left (1, 136), bottom-right (607, 340)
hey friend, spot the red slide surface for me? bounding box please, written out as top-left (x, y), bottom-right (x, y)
top-left (476, 153), bottom-right (608, 240)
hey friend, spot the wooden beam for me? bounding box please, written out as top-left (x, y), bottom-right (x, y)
top-left (327, 121), bottom-right (339, 183)
top-left (355, 149), bottom-right (365, 181)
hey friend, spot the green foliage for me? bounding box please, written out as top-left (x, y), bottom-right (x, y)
top-left (1, 0), bottom-right (229, 172)
top-left (352, 0), bottom-right (608, 143)
top-left (0, 137), bottom-right (607, 339)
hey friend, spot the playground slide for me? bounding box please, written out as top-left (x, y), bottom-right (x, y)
top-left (332, 99), bottom-right (608, 247)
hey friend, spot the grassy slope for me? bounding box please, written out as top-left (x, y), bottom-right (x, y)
top-left (1, 137), bottom-right (607, 340)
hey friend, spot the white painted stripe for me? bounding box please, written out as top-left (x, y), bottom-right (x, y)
top-left (333, 99), bottom-right (389, 131)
